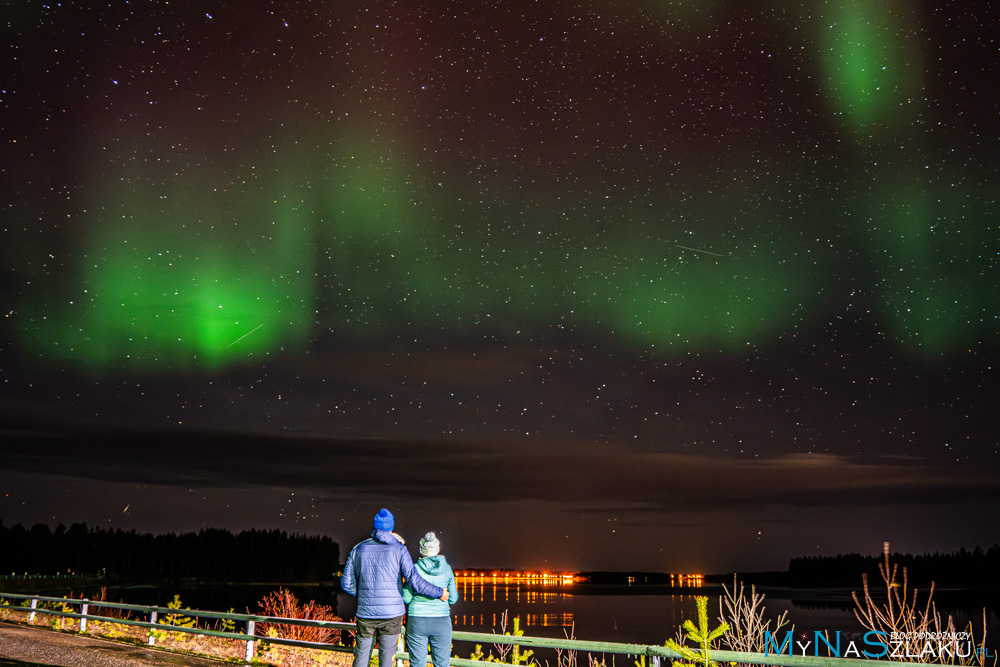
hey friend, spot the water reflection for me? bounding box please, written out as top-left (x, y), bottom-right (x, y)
top-left (459, 579), bottom-right (571, 605)
top-left (449, 571), bottom-right (707, 637)
top-left (455, 573), bottom-right (574, 629)
top-left (452, 589), bottom-right (710, 645)
top-left (453, 612), bottom-right (575, 629)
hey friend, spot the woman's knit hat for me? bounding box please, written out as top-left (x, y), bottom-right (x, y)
top-left (419, 531), bottom-right (440, 557)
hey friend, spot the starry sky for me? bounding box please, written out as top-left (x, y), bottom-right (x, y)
top-left (1, 0), bottom-right (998, 574)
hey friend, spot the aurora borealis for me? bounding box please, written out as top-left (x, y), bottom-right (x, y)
top-left (1, 0), bottom-right (998, 572)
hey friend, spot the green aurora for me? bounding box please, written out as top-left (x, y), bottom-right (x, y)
top-left (7, 0), bottom-right (997, 374)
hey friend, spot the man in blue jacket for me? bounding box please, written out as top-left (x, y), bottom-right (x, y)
top-left (342, 509), bottom-right (449, 667)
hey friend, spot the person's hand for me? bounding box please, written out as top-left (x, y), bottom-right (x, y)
top-left (441, 588), bottom-right (450, 602)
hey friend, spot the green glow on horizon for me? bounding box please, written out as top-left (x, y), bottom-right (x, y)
top-left (15, 107), bottom-right (993, 374)
top-left (602, 240), bottom-right (814, 352)
top-left (18, 170), bottom-right (316, 371)
top-left (22, 156), bottom-right (823, 372)
top-left (861, 165), bottom-right (998, 357)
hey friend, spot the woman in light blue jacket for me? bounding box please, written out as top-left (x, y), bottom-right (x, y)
top-left (403, 532), bottom-right (458, 667)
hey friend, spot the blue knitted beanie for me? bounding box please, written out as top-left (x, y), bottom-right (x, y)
top-left (373, 508), bottom-right (395, 532)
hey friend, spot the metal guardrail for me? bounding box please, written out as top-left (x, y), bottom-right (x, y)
top-left (0, 592), bottom-right (944, 667)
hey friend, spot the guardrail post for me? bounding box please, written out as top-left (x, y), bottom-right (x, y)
top-left (148, 610), bottom-right (158, 646)
top-left (245, 620), bottom-right (256, 662)
top-left (28, 598), bottom-right (37, 623)
top-left (80, 599), bottom-right (88, 632)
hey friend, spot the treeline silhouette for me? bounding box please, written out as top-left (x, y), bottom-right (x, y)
top-left (787, 545), bottom-right (1000, 586)
top-left (0, 521), bottom-right (339, 583)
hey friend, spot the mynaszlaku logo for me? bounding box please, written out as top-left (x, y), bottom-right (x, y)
top-left (763, 630), bottom-right (991, 660)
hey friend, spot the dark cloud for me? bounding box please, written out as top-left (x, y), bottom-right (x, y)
top-left (5, 424), bottom-right (994, 518)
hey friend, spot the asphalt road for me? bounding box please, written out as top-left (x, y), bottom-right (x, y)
top-left (0, 621), bottom-right (231, 667)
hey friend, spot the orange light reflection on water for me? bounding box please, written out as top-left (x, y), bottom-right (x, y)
top-left (453, 612), bottom-right (575, 629)
top-left (451, 570), bottom-right (705, 629)
top-left (459, 579), bottom-right (571, 604)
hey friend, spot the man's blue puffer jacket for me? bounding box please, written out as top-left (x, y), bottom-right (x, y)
top-left (341, 529), bottom-right (444, 619)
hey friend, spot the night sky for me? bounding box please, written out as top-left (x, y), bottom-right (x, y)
top-left (1, 0), bottom-right (998, 574)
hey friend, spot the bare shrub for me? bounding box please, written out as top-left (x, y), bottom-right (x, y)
top-left (717, 576), bottom-right (792, 655)
top-left (258, 587), bottom-right (342, 644)
top-left (493, 609), bottom-right (512, 663)
top-left (553, 622), bottom-right (578, 667)
top-left (853, 547), bottom-right (991, 666)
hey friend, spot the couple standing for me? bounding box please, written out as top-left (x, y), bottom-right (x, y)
top-left (342, 509), bottom-right (459, 667)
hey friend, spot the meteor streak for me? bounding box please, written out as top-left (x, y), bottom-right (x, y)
top-left (675, 244), bottom-right (726, 257)
top-left (226, 323), bottom-right (264, 348)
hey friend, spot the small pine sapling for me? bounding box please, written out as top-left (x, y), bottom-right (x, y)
top-left (664, 596), bottom-right (729, 667)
